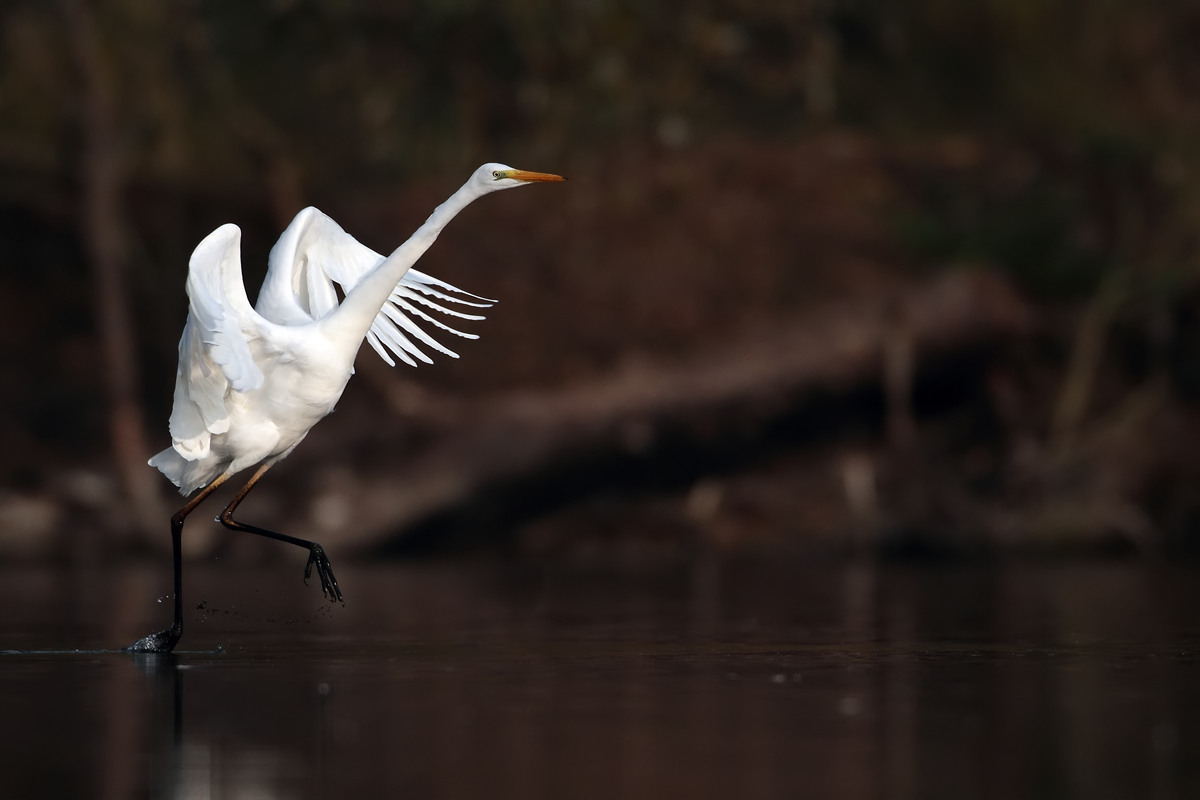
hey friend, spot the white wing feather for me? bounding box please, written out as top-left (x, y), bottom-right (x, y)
top-left (164, 224), bottom-right (264, 461)
top-left (256, 207), bottom-right (492, 367)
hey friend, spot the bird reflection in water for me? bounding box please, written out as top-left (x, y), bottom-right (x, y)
top-left (129, 652), bottom-right (333, 798)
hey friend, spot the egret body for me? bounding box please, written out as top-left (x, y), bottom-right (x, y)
top-left (128, 164), bottom-right (564, 653)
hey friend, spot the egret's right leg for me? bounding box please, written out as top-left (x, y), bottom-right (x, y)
top-left (125, 473), bottom-right (231, 654)
top-left (216, 463), bottom-right (344, 603)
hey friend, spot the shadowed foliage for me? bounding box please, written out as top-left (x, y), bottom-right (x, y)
top-left (2, 1), bottom-right (1200, 558)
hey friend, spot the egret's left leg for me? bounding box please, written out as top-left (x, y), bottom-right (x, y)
top-left (217, 463), bottom-right (343, 603)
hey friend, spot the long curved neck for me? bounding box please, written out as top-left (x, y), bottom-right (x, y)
top-left (320, 180), bottom-right (484, 356)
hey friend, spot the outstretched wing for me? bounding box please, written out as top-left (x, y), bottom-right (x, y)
top-left (258, 207), bottom-right (493, 367)
top-left (165, 223), bottom-right (265, 461)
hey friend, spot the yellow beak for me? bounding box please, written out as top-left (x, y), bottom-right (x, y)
top-left (507, 169), bottom-right (567, 183)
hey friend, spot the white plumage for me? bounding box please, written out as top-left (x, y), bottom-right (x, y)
top-left (128, 163), bottom-right (565, 653)
top-left (147, 209), bottom-right (493, 495)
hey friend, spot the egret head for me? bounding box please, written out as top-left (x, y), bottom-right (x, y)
top-left (473, 162), bottom-right (566, 194)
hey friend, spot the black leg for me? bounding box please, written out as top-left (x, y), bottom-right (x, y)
top-left (217, 463), bottom-right (344, 603)
top-left (126, 473), bottom-right (230, 654)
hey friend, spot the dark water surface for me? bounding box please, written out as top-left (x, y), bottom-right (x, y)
top-left (2, 558), bottom-right (1198, 798)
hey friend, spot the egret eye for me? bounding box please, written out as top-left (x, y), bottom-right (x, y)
top-left (491, 170), bottom-right (503, 179)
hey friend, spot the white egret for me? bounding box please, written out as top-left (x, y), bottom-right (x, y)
top-left (127, 163), bottom-right (565, 653)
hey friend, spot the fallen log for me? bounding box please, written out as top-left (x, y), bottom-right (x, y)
top-left (288, 269), bottom-right (1033, 553)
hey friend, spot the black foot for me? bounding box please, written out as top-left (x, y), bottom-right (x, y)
top-left (124, 626), bottom-right (180, 654)
top-left (303, 544), bottom-right (343, 603)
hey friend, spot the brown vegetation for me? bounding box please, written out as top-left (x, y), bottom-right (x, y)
top-left (2, 2), bottom-right (1200, 559)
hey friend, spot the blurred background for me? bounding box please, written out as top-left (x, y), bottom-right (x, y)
top-left (4, 0), bottom-right (1200, 563)
top-left (7, 4), bottom-right (1200, 797)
